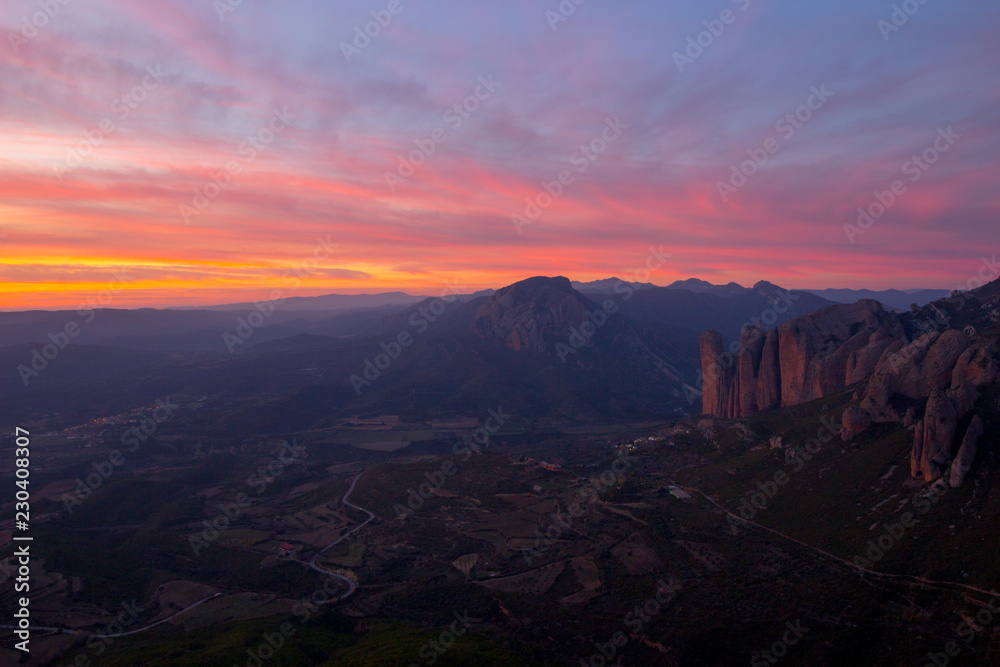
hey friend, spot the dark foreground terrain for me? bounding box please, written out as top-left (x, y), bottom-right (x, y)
top-left (2, 277), bottom-right (999, 665)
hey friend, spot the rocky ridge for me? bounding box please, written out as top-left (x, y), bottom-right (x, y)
top-left (700, 277), bottom-right (1000, 486)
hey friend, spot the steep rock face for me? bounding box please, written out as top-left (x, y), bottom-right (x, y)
top-left (911, 422), bottom-right (925, 478)
top-left (947, 381), bottom-right (980, 418)
top-left (700, 330), bottom-right (729, 418)
top-left (899, 342), bottom-right (996, 481)
top-left (841, 405), bottom-right (872, 442)
top-left (952, 344), bottom-right (999, 388)
top-left (703, 280), bottom-right (1000, 486)
top-left (919, 330), bottom-right (971, 389)
top-left (777, 300), bottom-right (893, 407)
top-left (755, 328), bottom-right (782, 412)
top-left (737, 324), bottom-right (767, 417)
top-left (917, 389), bottom-right (959, 482)
top-left (700, 278), bottom-right (1000, 487)
top-left (701, 300), bottom-right (899, 417)
top-left (860, 332), bottom-right (944, 422)
top-left (950, 415), bottom-right (984, 487)
top-left (472, 276), bottom-right (590, 353)
top-left (846, 320), bottom-right (907, 384)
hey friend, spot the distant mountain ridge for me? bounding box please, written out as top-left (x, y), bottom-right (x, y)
top-left (181, 292), bottom-right (427, 311)
top-left (0, 278), bottom-right (954, 359)
top-left (665, 278), bottom-right (748, 297)
top-left (804, 288), bottom-right (951, 311)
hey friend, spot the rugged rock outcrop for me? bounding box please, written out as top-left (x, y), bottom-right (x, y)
top-left (952, 344), bottom-right (998, 388)
top-left (470, 275), bottom-right (689, 394)
top-left (846, 319), bottom-right (907, 384)
top-left (701, 300), bottom-right (901, 418)
top-left (911, 423), bottom-right (924, 479)
top-left (737, 324), bottom-right (767, 417)
top-left (950, 416), bottom-right (984, 487)
top-left (472, 276), bottom-right (590, 352)
top-left (841, 405), bottom-right (872, 442)
top-left (778, 300), bottom-right (892, 407)
top-left (700, 277), bottom-right (1000, 487)
top-left (917, 389), bottom-right (959, 482)
top-left (700, 330), bottom-right (729, 419)
top-left (755, 328), bottom-right (782, 413)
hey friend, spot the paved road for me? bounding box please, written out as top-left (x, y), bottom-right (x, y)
top-left (0, 592), bottom-right (222, 638)
top-left (2, 473), bottom-right (376, 641)
top-left (296, 470), bottom-right (375, 599)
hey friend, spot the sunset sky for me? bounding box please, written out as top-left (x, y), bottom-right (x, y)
top-left (2, 0), bottom-right (998, 310)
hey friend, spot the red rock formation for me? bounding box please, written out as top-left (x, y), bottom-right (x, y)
top-left (698, 282), bottom-right (1000, 489)
top-left (755, 329), bottom-right (781, 412)
top-left (951, 344), bottom-right (998, 388)
top-left (737, 324), bottom-right (766, 417)
top-left (911, 420), bottom-right (924, 478)
top-left (918, 389), bottom-right (959, 482)
top-left (700, 330), bottom-right (729, 417)
top-left (846, 320), bottom-right (906, 384)
top-left (841, 405), bottom-right (872, 442)
top-left (701, 300), bottom-right (898, 417)
top-left (949, 415), bottom-right (984, 487)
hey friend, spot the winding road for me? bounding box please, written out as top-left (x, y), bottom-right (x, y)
top-left (295, 470), bottom-right (375, 599)
top-left (0, 592), bottom-right (222, 638)
top-left (2, 472), bottom-right (375, 642)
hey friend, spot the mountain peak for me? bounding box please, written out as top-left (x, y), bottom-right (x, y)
top-left (500, 275), bottom-right (574, 296)
top-left (667, 278), bottom-right (747, 297)
top-left (472, 276), bottom-right (590, 352)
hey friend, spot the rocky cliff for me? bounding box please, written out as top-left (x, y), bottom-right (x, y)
top-left (700, 277), bottom-right (1000, 486)
top-left (471, 276), bottom-right (592, 353)
top-left (470, 275), bottom-right (692, 389)
top-left (700, 299), bottom-right (900, 418)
